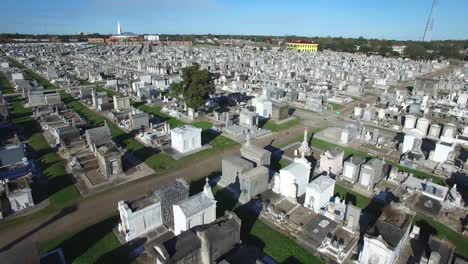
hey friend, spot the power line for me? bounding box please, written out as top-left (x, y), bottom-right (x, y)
top-left (423, 0), bottom-right (438, 41)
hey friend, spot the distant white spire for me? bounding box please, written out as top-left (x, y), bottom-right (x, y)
top-left (117, 20), bottom-right (121, 35)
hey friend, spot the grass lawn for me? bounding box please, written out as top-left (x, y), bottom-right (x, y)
top-left (334, 183), bottom-right (371, 208)
top-left (0, 71), bottom-right (15, 94)
top-left (77, 78), bottom-right (93, 85)
top-left (260, 117), bottom-right (300, 132)
top-left (327, 102), bottom-right (344, 111)
top-left (310, 138), bottom-right (371, 159)
top-left (192, 177), bottom-right (324, 264)
top-left (270, 156), bottom-right (292, 172)
top-left (37, 175), bottom-right (323, 264)
top-left (309, 137), bottom-right (445, 184)
top-left (8, 58), bottom-right (56, 90)
top-left (96, 86), bottom-right (116, 97)
top-left (249, 220), bottom-right (322, 264)
top-left (395, 165), bottom-right (445, 185)
top-left (413, 215), bottom-right (468, 258)
top-left (335, 183), bottom-right (468, 258)
top-left (135, 103), bottom-right (186, 128)
top-left (60, 92), bottom-right (238, 173)
top-left (38, 215), bottom-right (137, 264)
top-left (191, 121), bottom-right (213, 130)
top-left (276, 127), bottom-right (324, 149)
top-left (9, 97), bottom-right (80, 208)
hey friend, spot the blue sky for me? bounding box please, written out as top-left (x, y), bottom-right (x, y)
top-left (1, 0), bottom-right (467, 40)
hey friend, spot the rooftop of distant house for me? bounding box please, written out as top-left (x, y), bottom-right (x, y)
top-left (286, 40), bottom-right (317, 44)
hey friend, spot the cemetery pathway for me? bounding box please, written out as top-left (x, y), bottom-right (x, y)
top-left (0, 124), bottom-right (306, 249)
top-left (0, 147), bottom-right (238, 249)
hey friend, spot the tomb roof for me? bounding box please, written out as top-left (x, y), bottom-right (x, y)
top-left (175, 192), bottom-right (216, 218)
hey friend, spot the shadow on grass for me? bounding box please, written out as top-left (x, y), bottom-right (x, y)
top-left (281, 256), bottom-right (306, 264)
top-left (97, 237), bottom-right (146, 264)
top-left (337, 192), bottom-right (357, 206)
top-left (47, 169), bottom-right (76, 198)
top-left (201, 129), bottom-right (221, 145)
top-left (189, 171), bottom-right (220, 196)
top-left (131, 101), bottom-right (145, 108)
top-left (357, 190), bottom-right (400, 253)
top-left (268, 144), bottom-right (285, 173)
top-left (414, 219), bottom-right (438, 242)
top-left (112, 130), bottom-right (138, 145)
top-left (258, 117), bottom-right (269, 129)
top-left (53, 216), bottom-right (138, 264)
top-left (288, 108), bottom-right (296, 116)
top-left (8, 96), bottom-right (76, 204)
top-left (12, 115), bottom-right (43, 139)
top-left (211, 182), bottom-right (267, 260)
top-left (0, 205), bottom-right (77, 252)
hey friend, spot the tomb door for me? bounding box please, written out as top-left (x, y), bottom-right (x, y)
top-left (360, 172), bottom-right (371, 187)
top-left (110, 160), bottom-right (118, 175)
top-left (183, 139), bottom-right (188, 151)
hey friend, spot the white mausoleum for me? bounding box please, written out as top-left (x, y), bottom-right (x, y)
top-left (170, 125), bottom-right (202, 153)
top-left (273, 155), bottom-right (311, 200)
top-left (304, 175), bottom-right (336, 213)
top-left (117, 195), bottom-right (163, 242)
top-left (173, 178), bottom-right (217, 235)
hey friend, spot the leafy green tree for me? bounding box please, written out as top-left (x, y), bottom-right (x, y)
top-left (438, 45), bottom-right (462, 60)
top-left (359, 45), bottom-right (372, 54)
top-left (404, 44), bottom-right (428, 59)
top-left (378, 45), bottom-right (393, 57)
top-left (170, 64), bottom-right (217, 110)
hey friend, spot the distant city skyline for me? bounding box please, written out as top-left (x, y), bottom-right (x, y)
top-left (1, 0), bottom-right (468, 40)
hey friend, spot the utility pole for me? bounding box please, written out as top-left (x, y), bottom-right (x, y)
top-left (423, 0), bottom-right (438, 42)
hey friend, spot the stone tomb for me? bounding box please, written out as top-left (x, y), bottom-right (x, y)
top-left (153, 211), bottom-right (241, 264)
top-left (96, 144), bottom-right (123, 179)
top-left (239, 110), bottom-right (259, 128)
top-left (304, 175), bottom-right (336, 214)
top-left (219, 136), bottom-right (271, 193)
top-left (271, 101), bottom-right (289, 121)
top-left (273, 156), bottom-right (311, 200)
top-left (220, 156), bottom-right (254, 188)
top-left (173, 179), bottom-right (217, 235)
top-left (341, 155), bottom-right (365, 184)
top-left (5, 177), bottom-right (35, 213)
top-left (358, 158), bottom-right (385, 191)
top-left (170, 125), bottom-right (202, 154)
top-left (118, 194), bottom-right (163, 242)
top-left (239, 166), bottom-right (269, 203)
top-left (319, 147), bottom-right (344, 176)
top-left (155, 180), bottom-right (190, 227)
top-left (239, 137), bottom-right (271, 166)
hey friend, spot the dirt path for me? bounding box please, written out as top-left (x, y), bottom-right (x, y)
top-left (0, 124), bottom-right (307, 249)
top-left (255, 123), bottom-right (307, 147)
top-left (0, 146), bottom-right (238, 249)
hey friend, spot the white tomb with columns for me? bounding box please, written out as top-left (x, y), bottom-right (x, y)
top-left (255, 100), bottom-right (273, 118)
top-left (304, 176), bottom-right (336, 213)
top-left (117, 195), bottom-right (163, 242)
top-left (173, 178), bottom-right (217, 235)
top-left (274, 155), bottom-right (311, 200)
top-left (170, 125), bottom-right (202, 153)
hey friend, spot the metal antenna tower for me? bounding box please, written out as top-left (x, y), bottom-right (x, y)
top-left (423, 0), bottom-right (438, 41)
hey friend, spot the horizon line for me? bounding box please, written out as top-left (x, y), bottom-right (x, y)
top-left (1, 31), bottom-right (468, 42)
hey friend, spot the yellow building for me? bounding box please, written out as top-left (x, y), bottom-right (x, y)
top-left (285, 41), bottom-right (319, 52)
